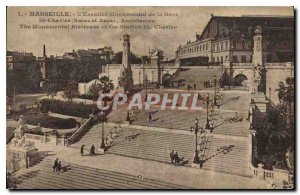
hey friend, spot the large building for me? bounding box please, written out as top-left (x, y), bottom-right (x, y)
top-left (176, 15), bottom-right (294, 65)
top-left (37, 45), bottom-right (114, 80)
top-left (6, 51), bottom-right (36, 70)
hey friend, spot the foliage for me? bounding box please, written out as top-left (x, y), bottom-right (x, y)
top-left (24, 114), bottom-right (78, 129)
top-left (151, 48), bottom-right (165, 64)
top-left (40, 98), bottom-right (93, 118)
top-left (63, 81), bottom-right (79, 102)
top-left (255, 78), bottom-right (295, 170)
top-left (26, 64), bottom-right (43, 91)
top-left (276, 77), bottom-right (294, 104)
top-left (99, 76), bottom-right (114, 93)
top-left (7, 69), bottom-right (25, 96)
top-left (112, 51), bottom-right (142, 64)
top-left (88, 82), bottom-right (102, 101)
top-left (118, 67), bottom-right (134, 92)
top-left (44, 82), bottom-right (57, 99)
top-left (275, 77), bottom-right (294, 131)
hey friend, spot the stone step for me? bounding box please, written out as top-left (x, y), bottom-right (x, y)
top-left (41, 159), bottom-right (182, 189)
top-left (15, 158), bottom-right (185, 189)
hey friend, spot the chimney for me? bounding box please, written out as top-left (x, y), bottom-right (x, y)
top-left (43, 44), bottom-right (46, 57)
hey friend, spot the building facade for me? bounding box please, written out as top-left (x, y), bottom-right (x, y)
top-left (176, 15), bottom-right (294, 65)
top-left (6, 51), bottom-right (36, 70)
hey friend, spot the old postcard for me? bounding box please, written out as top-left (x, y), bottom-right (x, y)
top-left (6, 6), bottom-right (294, 189)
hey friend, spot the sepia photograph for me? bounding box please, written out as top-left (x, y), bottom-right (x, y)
top-left (6, 6), bottom-right (295, 190)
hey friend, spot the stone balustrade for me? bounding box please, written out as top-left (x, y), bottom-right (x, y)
top-left (249, 163), bottom-right (293, 187)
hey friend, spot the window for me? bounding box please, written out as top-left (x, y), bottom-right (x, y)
top-left (242, 42), bottom-right (245, 50)
top-left (217, 57), bottom-right (219, 62)
top-left (206, 43), bottom-right (208, 50)
top-left (212, 44), bottom-right (215, 52)
top-left (225, 41), bottom-right (228, 50)
top-left (221, 56), bottom-right (223, 63)
top-left (221, 42), bottom-right (223, 50)
top-left (241, 55), bottom-right (246, 63)
top-left (232, 55), bottom-right (238, 62)
top-left (212, 57), bottom-right (215, 62)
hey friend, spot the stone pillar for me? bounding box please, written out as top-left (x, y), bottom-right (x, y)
top-left (249, 99), bottom-right (255, 129)
top-left (251, 25), bottom-right (263, 94)
top-left (249, 130), bottom-right (257, 166)
top-left (252, 93), bottom-right (268, 113)
top-left (122, 34), bottom-right (131, 72)
top-left (257, 163), bottom-right (265, 180)
top-left (252, 26), bottom-right (263, 66)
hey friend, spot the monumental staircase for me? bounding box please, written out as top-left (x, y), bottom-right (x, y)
top-left (71, 123), bottom-right (250, 177)
top-left (10, 158), bottom-right (185, 189)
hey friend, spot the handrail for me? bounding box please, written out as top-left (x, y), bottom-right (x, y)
top-left (65, 116), bottom-right (93, 145)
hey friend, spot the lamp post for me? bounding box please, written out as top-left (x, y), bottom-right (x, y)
top-left (215, 87), bottom-right (222, 108)
top-left (144, 75), bottom-right (148, 101)
top-left (126, 90), bottom-right (130, 121)
top-left (152, 70), bottom-right (154, 84)
top-left (205, 93), bottom-right (210, 129)
top-left (208, 107), bottom-right (216, 132)
top-left (190, 118), bottom-right (202, 164)
top-left (214, 76), bottom-right (217, 106)
top-left (139, 71), bottom-right (141, 88)
top-left (99, 111), bottom-right (106, 149)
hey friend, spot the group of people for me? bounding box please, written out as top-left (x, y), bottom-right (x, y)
top-left (80, 144), bottom-right (96, 156)
top-left (52, 158), bottom-right (63, 174)
top-left (187, 84), bottom-right (197, 91)
top-left (169, 150), bottom-right (181, 166)
top-left (203, 80), bottom-right (213, 88)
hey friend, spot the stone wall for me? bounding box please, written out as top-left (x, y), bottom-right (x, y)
top-left (103, 63), bottom-right (179, 89)
top-left (265, 62), bottom-right (294, 104)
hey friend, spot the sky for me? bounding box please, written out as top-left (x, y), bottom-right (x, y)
top-left (7, 6), bottom-right (294, 59)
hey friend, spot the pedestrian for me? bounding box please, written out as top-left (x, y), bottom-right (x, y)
top-left (53, 158), bottom-right (59, 173)
top-left (169, 150), bottom-right (175, 164)
top-left (57, 161), bottom-right (63, 174)
top-left (80, 145), bottom-right (85, 156)
top-left (90, 145), bottom-right (95, 156)
top-left (149, 112), bottom-right (152, 123)
top-left (174, 152), bottom-right (179, 166)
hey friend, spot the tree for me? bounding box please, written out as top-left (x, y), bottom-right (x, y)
top-left (118, 67), bottom-right (134, 92)
top-left (99, 76), bottom-right (114, 93)
top-left (63, 81), bottom-right (79, 102)
top-left (276, 77), bottom-right (294, 131)
top-left (112, 51), bottom-right (142, 64)
top-left (26, 64), bottom-right (43, 91)
top-left (88, 82), bottom-right (102, 101)
top-left (7, 69), bottom-right (27, 95)
top-left (45, 82), bottom-right (57, 99)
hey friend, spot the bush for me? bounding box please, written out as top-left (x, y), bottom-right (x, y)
top-left (39, 99), bottom-right (94, 118)
top-left (24, 115), bottom-right (78, 129)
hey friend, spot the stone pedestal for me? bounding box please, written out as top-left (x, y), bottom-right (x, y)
top-left (14, 115), bottom-right (30, 138)
top-left (252, 93), bottom-right (268, 113)
top-left (257, 163), bottom-right (265, 180)
top-left (7, 136), bottom-right (39, 173)
top-left (98, 148), bottom-right (105, 154)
